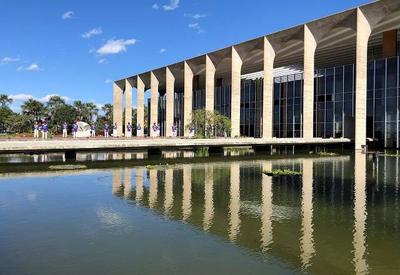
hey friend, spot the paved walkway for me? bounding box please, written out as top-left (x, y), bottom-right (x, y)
top-left (0, 137), bottom-right (351, 153)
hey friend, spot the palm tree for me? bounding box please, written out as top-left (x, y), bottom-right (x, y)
top-left (102, 103), bottom-right (113, 121)
top-left (21, 99), bottom-right (46, 121)
top-left (47, 96), bottom-right (66, 120)
top-left (0, 94), bottom-right (13, 107)
top-left (73, 100), bottom-right (87, 121)
top-left (85, 102), bottom-right (99, 122)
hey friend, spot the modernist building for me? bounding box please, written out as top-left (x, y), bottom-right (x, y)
top-left (113, 0), bottom-right (400, 149)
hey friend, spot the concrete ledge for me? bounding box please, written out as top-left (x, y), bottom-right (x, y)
top-left (0, 137), bottom-right (351, 154)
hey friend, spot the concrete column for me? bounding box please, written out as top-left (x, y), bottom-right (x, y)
top-left (166, 67), bottom-right (175, 137)
top-left (136, 75), bottom-right (145, 137)
top-left (300, 158), bottom-right (315, 269)
top-left (164, 169), bottom-right (173, 215)
top-left (229, 162), bottom-right (240, 242)
top-left (355, 9), bottom-right (372, 150)
top-left (303, 25), bottom-right (317, 140)
top-left (205, 55), bottom-right (216, 113)
top-left (113, 82), bottom-right (123, 137)
top-left (125, 79), bottom-right (132, 136)
top-left (150, 72), bottom-right (159, 137)
top-left (184, 62), bottom-right (194, 136)
top-left (182, 165), bottom-right (192, 221)
top-left (263, 37), bottom-right (276, 139)
top-left (261, 161), bottom-right (273, 252)
top-left (353, 151), bottom-right (368, 274)
top-left (203, 166), bottom-right (214, 231)
top-left (231, 47), bottom-right (243, 138)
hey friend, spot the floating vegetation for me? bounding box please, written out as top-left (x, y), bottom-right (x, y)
top-left (317, 152), bottom-right (339, 156)
top-left (49, 164), bottom-right (87, 170)
top-left (263, 169), bottom-right (302, 177)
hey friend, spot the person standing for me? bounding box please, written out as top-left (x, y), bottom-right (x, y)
top-left (137, 123), bottom-right (142, 137)
top-left (189, 124), bottom-right (195, 138)
top-left (72, 121), bottom-right (78, 139)
top-left (152, 123), bottom-right (157, 137)
top-left (104, 122), bottom-right (109, 138)
top-left (62, 122), bottom-right (68, 138)
top-left (156, 123), bottom-right (161, 137)
top-left (112, 123), bottom-right (118, 137)
top-left (91, 124), bottom-right (96, 137)
top-left (126, 122), bottom-right (132, 138)
top-left (172, 122), bottom-right (177, 138)
top-left (33, 121), bottom-right (39, 139)
top-left (42, 121), bottom-right (48, 140)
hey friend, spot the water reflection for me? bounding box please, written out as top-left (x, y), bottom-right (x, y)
top-left (300, 159), bottom-right (314, 269)
top-left (108, 153), bottom-right (400, 274)
top-left (353, 151), bottom-right (368, 275)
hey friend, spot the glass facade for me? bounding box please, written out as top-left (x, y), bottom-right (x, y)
top-left (148, 56), bottom-right (400, 148)
top-left (273, 74), bottom-right (303, 138)
top-left (367, 56), bottom-right (399, 148)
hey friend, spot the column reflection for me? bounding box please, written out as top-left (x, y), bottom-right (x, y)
top-left (182, 165), bottom-right (192, 221)
top-left (123, 168), bottom-right (132, 198)
top-left (203, 166), bottom-right (214, 231)
top-left (229, 163), bottom-right (241, 242)
top-left (135, 168), bottom-right (144, 204)
top-left (261, 161), bottom-right (273, 252)
top-left (164, 169), bottom-right (173, 215)
top-left (353, 151), bottom-right (369, 274)
top-left (149, 169), bottom-right (158, 208)
top-left (300, 159), bottom-right (315, 269)
top-left (112, 169), bottom-right (122, 194)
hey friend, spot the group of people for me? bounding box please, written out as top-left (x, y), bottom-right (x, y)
top-left (33, 120), bottom-right (195, 140)
top-left (33, 120), bottom-right (49, 140)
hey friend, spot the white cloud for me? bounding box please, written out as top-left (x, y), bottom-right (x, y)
top-left (98, 58), bottom-right (108, 64)
top-left (159, 48), bottom-right (167, 53)
top-left (9, 93), bottom-right (70, 103)
top-left (62, 11), bottom-right (74, 20)
top-left (105, 79), bottom-right (112, 84)
top-left (188, 22), bottom-right (204, 33)
top-left (82, 27), bottom-right (103, 39)
top-left (26, 63), bottom-right (40, 71)
top-left (96, 39), bottom-right (137, 56)
top-left (163, 0), bottom-right (180, 11)
top-left (184, 13), bottom-right (207, 19)
top-left (152, 3), bottom-right (159, 9)
top-left (1, 57), bottom-right (20, 64)
top-left (16, 63), bottom-right (41, 71)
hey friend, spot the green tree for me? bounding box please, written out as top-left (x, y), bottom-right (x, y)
top-left (21, 99), bottom-right (46, 121)
top-left (51, 104), bottom-right (78, 132)
top-left (102, 103), bottom-right (113, 121)
top-left (73, 100), bottom-right (87, 121)
top-left (186, 109), bottom-right (231, 138)
top-left (85, 102), bottom-right (99, 122)
top-left (0, 94), bottom-right (13, 107)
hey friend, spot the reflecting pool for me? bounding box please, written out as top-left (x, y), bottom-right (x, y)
top-left (0, 152), bottom-right (399, 274)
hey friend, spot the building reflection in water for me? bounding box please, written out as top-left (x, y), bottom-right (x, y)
top-left (135, 168), bottom-right (144, 204)
top-left (353, 151), bottom-right (368, 275)
top-left (149, 169), bottom-right (158, 209)
top-left (164, 169), bottom-right (174, 215)
top-left (182, 165), bottom-right (192, 221)
top-left (203, 166), bottom-right (214, 231)
top-left (124, 168), bottom-right (131, 199)
top-left (300, 159), bottom-right (315, 269)
top-left (260, 161), bottom-right (273, 252)
top-left (108, 154), bottom-right (386, 273)
top-left (229, 163), bottom-right (241, 242)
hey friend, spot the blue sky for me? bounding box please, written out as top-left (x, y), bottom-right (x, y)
top-left (0, 0), bottom-right (370, 111)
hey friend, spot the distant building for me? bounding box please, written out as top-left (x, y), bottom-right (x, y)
top-left (114, 0), bottom-right (400, 149)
